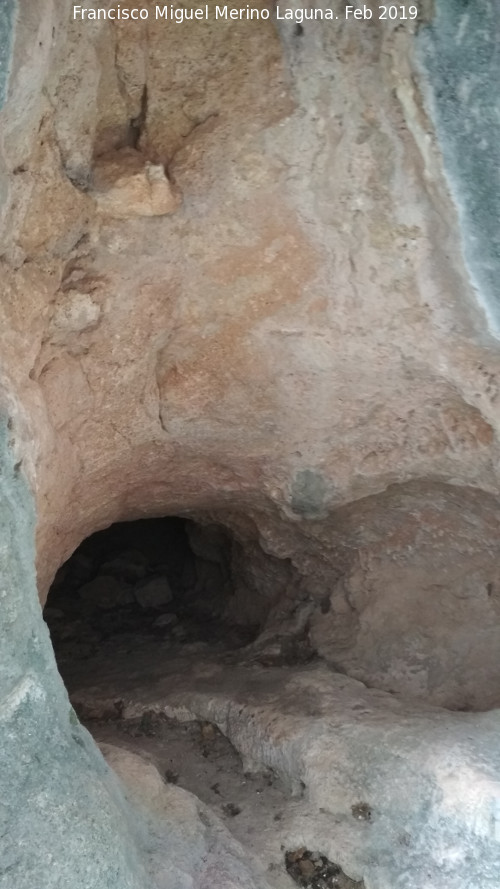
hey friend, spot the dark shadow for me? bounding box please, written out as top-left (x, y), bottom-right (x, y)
top-left (43, 517), bottom-right (258, 669)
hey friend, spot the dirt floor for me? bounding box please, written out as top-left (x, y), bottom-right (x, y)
top-left (85, 711), bottom-right (297, 887)
top-left (82, 709), bottom-right (362, 889)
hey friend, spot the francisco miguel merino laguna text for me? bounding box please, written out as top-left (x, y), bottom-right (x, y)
top-left (73, 5), bottom-right (350, 23)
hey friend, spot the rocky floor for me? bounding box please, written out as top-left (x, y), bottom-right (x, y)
top-left (42, 530), bottom-right (500, 889)
top-left (88, 710), bottom-right (296, 888)
top-left (86, 712), bottom-right (360, 889)
top-left (52, 616), bottom-right (500, 889)
top-left (73, 664), bottom-right (371, 889)
top-left (43, 530), bottom-right (362, 888)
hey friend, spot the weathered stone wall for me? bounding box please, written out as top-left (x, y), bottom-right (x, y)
top-left (417, 0), bottom-right (500, 335)
top-left (1, 1), bottom-right (499, 589)
top-left (2, 2), bottom-right (500, 885)
top-left (0, 0), bottom-right (15, 110)
top-left (0, 418), bottom-right (151, 889)
top-left (0, 0), bottom-right (500, 700)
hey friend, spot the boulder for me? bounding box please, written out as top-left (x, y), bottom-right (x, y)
top-left (134, 576), bottom-right (173, 610)
top-left (90, 148), bottom-right (181, 219)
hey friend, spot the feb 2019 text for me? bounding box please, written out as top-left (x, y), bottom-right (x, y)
top-left (72, 6), bottom-right (420, 23)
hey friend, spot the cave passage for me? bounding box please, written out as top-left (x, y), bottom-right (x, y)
top-left (43, 517), bottom-right (259, 674)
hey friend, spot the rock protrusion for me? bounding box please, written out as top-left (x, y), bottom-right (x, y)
top-left (90, 148), bottom-right (181, 218)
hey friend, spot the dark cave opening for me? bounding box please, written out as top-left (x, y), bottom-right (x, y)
top-left (43, 517), bottom-right (260, 670)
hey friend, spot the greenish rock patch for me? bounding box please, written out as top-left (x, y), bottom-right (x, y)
top-left (290, 469), bottom-right (328, 518)
top-left (417, 1), bottom-right (500, 334)
top-left (0, 0), bottom-right (16, 110)
top-left (0, 417), bottom-right (148, 889)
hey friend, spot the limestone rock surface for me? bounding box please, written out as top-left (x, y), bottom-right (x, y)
top-left (134, 575), bottom-right (173, 609)
top-left (0, 422), bottom-right (150, 889)
top-left (91, 148), bottom-right (181, 218)
top-left (1, 3), bottom-right (499, 626)
top-left (1, 2), bottom-right (500, 888)
top-left (101, 743), bottom-right (274, 889)
top-left (67, 647), bottom-right (500, 889)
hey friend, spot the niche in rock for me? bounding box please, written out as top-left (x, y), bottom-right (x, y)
top-left (43, 517), bottom-right (260, 674)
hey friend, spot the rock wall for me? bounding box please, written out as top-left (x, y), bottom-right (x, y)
top-left (1, 0), bottom-right (500, 697)
top-left (0, 418), bottom-right (151, 889)
top-left (1, 0), bottom-right (499, 592)
top-left (1, 0), bottom-right (500, 692)
top-left (2, 2), bottom-right (500, 886)
top-left (0, 1), bottom-right (15, 109)
top-left (417, 0), bottom-right (500, 335)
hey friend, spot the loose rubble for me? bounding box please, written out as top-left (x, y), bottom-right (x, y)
top-left (284, 849), bottom-right (364, 889)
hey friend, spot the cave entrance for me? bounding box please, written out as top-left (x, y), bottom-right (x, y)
top-left (43, 517), bottom-right (259, 674)
top-left (42, 517), bottom-right (315, 882)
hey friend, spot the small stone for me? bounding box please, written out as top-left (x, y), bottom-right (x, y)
top-left (134, 576), bottom-right (173, 610)
top-left (91, 148), bottom-right (181, 219)
top-left (201, 722), bottom-right (216, 741)
top-left (222, 803), bottom-right (241, 817)
top-left (298, 858), bottom-right (316, 878)
top-left (49, 293), bottom-right (101, 343)
top-left (136, 711), bottom-right (161, 737)
top-left (351, 802), bottom-right (372, 822)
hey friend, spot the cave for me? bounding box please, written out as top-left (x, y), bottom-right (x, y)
top-left (44, 517), bottom-right (257, 665)
top-left (2, 2), bottom-right (500, 889)
top-left (43, 513), bottom-right (314, 684)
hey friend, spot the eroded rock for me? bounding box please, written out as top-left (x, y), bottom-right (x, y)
top-left (66, 645), bottom-right (500, 889)
top-left (90, 148), bottom-right (181, 218)
top-left (2, 4), bottom-right (500, 889)
top-left (100, 743), bottom-right (274, 889)
top-left (134, 575), bottom-right (173, 610)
